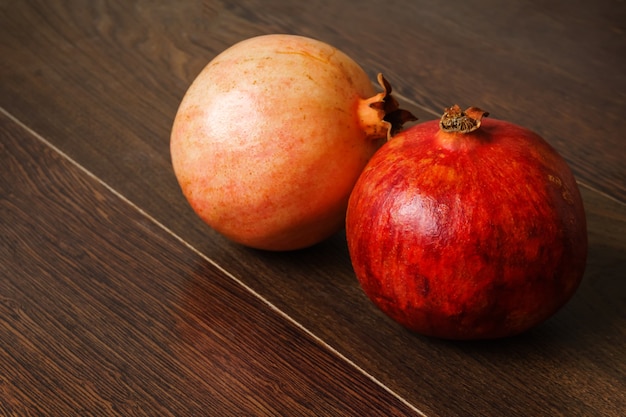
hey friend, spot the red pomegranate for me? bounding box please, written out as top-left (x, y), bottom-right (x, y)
top-left (346, 105), bottom-right (587, 339)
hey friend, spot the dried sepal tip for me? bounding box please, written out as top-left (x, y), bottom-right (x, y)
top-left (439, 104), bottom-right (489, 133)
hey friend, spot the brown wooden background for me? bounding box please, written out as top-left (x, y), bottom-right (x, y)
top-left (2, 1), bottom-right (625, 416)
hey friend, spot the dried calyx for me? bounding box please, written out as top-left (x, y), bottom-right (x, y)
top-left (361, 74), bottom-right (417, 140)
top-left (439, 104), bottom-right (489, 134)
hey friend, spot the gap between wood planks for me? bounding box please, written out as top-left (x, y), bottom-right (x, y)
top-left (1, 106), bottom-right (429, 417)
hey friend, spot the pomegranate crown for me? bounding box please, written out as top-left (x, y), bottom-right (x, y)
top-left (439, 105), bottom-right (489, 133)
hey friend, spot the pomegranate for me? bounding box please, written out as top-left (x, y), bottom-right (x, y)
top-left (346, 105), bottom-right (587, 339)
top-left (171, 34), bottom-right (415, 250)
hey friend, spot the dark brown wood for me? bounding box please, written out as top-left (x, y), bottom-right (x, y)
top-left (1, 0), bottom-right (624, 205)
top-left (1, 1), bottom-right (625, 416)
top-left (1, 113), bottom-right (420, 416)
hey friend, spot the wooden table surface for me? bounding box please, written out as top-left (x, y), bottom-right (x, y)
top-left (2, 1), bottom-right (625, 416)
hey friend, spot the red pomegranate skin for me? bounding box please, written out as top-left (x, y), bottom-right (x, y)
top-left (346, 115), bottom-right (588, 339)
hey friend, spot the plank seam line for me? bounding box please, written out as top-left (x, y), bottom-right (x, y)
top-left (576, 181), bottom-right (625, 207)
top-left (1, 106), bottom-right (429, 417)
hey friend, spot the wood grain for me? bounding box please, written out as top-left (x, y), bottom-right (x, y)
top-left (2, 1), bottom-right (626, 416)
top-left (1, 112), bottom-right (420, 416)
top-left (1, 0), bottom-right (624, 204)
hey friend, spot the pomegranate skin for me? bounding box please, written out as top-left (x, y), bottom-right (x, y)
top-left (170, 34), bottom-right (412, 251)
top-left (346, 113), bottom-right (588, 339)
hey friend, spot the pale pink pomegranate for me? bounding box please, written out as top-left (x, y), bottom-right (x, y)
top-left (171, 34), bottom-right (414, 250)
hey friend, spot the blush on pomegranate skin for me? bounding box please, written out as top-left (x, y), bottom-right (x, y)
top-left (171, 34), bottom-right (415, 251)
top-left (346, 105), bottom-right (587, 339)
